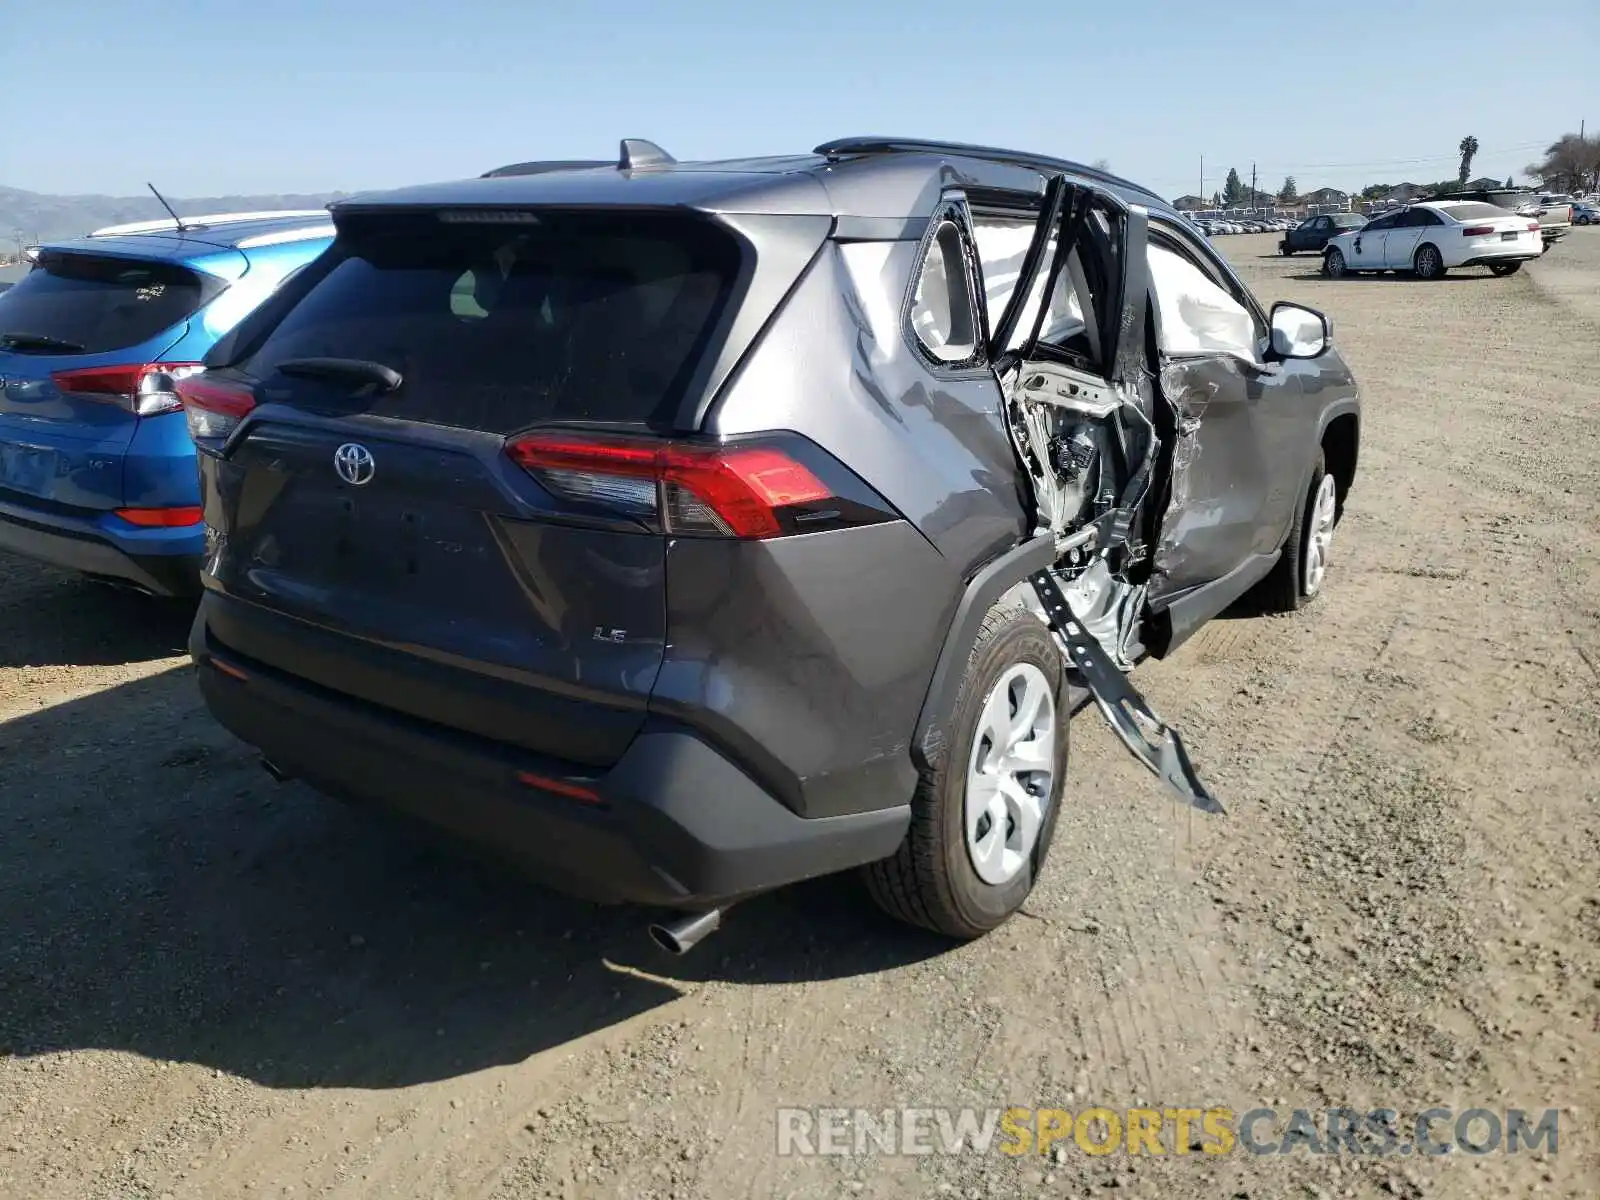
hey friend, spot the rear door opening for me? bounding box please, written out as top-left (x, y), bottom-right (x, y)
top-left (191, 207), bottom-right (756, 766)
top-left (978, 179), bottom-right (1219, 812)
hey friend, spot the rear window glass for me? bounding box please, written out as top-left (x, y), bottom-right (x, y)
top-left (0, 253), bottom-right (215, 354)
top-left (1442, 203), bottom-right (1517, 221)
top-left (1332, 214), bottom-right (1367, 227)
top-left (240, 211), bottom-right (742, 433)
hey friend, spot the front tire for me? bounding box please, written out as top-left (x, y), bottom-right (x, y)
top-left (1413, 243), bottom-right (1446, 280)
top-left (864, 605), bottom-right (1067, 939)
top-left (1323, 247), bottom-right (1347, 278)
top-left (1252, 450), bottom-right (1337, 614)
top-left (1489, 261), bottom-right (1523, 276)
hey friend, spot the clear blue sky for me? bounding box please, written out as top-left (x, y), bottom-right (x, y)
top-left (7, 0), bottom-right (1597, 201)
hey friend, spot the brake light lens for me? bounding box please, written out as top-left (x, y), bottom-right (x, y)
top-left (176, 375), bottom-right (258, 441)
top-left (1527, 221), bottom-right (1541, 231)
top-left (516, 770), bottom-right (603, 805)
top-left (1460, 225), bottom-right (1495, 236)
top-left (506, 431), bottom-right (879, 539)
top-left (114, 505), bottom-right (204, 527)
top-left (51, 362), bottom-right (203, 416)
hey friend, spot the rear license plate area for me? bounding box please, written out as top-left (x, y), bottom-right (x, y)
top-left (1501, 231), bottom-right (1518, 241)
top-left (324, 492), bottom-right (478, 590)
top-left (0, 443), bottom-right (56, 495)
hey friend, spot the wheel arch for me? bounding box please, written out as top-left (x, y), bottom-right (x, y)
top-left (911, 536), bottom-right (1057, 773)
top-left (1319, 406), bottom-right (1360, 520)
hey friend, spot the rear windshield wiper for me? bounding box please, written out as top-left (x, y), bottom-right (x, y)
top-left (274, 357), bottom-right (402, 392)
top-left (0, 331), bottom-right (87, 353)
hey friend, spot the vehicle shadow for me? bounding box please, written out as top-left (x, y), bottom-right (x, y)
top-left (0, 555), bottom-right (192, 668)
top-left (0, 667), bottom-right (946, 1090)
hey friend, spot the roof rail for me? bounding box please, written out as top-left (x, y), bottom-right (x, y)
top-left (479, 138), bottom-right (677, 179)
top-left (480, 159), bottom-right (611, 179)
top-left (813, 137), bottom-right (1150, 196)
top-left (234, 223), bottom-right (338, 249)
top-left (88, 209), bottom-right (327, 238)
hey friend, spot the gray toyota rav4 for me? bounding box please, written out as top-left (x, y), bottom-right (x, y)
top-left (183, 137), bottom-right (1359, 950)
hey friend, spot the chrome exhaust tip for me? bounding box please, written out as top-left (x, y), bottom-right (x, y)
top-left (647, 909), bottom-right (722, 955)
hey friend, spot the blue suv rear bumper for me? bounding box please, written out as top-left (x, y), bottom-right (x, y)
top-left (0, 495), bottom-right (203, 596)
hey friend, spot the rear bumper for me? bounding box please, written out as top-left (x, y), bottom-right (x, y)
top-left (0, 496), bottom-right (202, 595)
top-left (1458, 247), bottom-right (1543, 268)
top-left (190, 596), bottom-right (912, 908)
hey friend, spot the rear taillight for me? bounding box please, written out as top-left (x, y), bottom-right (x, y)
top-left (505, 431), bottom-right (893, 539)
top-left (176, 375), bottom-right (257, 441)
top-left (1527, 221), bottom-right (1542, 231)
top-left (51, 362), bottom-right (203, 416)
top-left (1460, 225), bottom-right (1495, 236)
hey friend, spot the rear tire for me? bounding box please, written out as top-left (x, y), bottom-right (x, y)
top-left (1252, 450), bottom-right (1335, 614)
top-left (1323, 248), bottom-right (1347, 278)
top-left (864, 604), bottom-right (1067, 939)
top-left (1489, 261), bottom-right (1523, 276)
top-left (1413, 244), bottom-right (1446, 280)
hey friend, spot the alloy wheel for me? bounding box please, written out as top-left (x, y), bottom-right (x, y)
top-left (1303, 474), bottom-right (1338, 597)
top-left (964, 663), bottom-right (1056, 886)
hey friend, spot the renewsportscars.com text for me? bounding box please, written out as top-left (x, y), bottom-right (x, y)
top-left (775, 1106), bottom-right (1560, 1159)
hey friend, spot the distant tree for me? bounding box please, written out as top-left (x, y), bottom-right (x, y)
top-left (1278, 176), bottom-right (1299, 204)
top-left (1506, 175), bottom-right (1515, 188)
top-left (1360, 182), bottom-right (1393, 200)
top-left (1524, 133), bottom-right (1600, 193)
top-left (1457, 135), bottom-right (1480, 185)
top-left (1223, 168), bottom-right (1244, 205)
top-left (1211, 191), bottom-right (1222, 208)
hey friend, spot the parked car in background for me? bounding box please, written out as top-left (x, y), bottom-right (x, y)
top-left (1322, 201), bottom-right (1542, 280)
top-left (182, 137), bottom-right (1359, 947)
top-left (1281, 212), bottom-right (1368, 255)
top-left (1572, 202), bottom-right (1597, 225)
top-left (1434, 187), bottom-right (1571, 248)
top-left (0, 212), bottom-right (334, 596)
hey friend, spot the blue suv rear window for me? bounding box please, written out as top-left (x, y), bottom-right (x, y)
top-left (236, 210), bottom-right (742, 434)
top-left (0, 252), bottom-right (218, 355)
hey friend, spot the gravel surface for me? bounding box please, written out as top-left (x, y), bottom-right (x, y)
top-left (2, 231), bottom-right (1597, 1199)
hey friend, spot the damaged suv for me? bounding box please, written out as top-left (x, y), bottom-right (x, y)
top-left (182, 137), bottom-right (1359, 948)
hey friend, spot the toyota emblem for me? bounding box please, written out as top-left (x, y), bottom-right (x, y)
top-left (333, 442), bottom-right (376, 486)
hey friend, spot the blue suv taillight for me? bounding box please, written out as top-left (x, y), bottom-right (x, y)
top-left (52, 362), bottom-right (203, 416)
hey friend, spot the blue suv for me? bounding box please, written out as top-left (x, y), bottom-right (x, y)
top-left (0, 211), bottom-right (334, 596)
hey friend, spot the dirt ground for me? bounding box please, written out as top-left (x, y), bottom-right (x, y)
top-left (2, 230), bottom-right (1597, 1200)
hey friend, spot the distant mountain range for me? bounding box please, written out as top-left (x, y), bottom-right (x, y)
top-left (1, 184), bottom-right (348, 248)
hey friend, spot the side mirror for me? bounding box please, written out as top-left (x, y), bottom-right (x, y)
top-left (1269, 302), bottom-right (1330, 359)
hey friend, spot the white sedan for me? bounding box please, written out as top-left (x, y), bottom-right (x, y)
top-left (1322, 201), bottom-right (1543, 280)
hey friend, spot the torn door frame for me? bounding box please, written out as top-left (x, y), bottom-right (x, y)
top-left (981, 176), bottom-right (1221, 814)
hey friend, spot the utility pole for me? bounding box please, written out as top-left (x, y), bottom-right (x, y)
top-left (1200, 154), bottom-right (1205, 207)
top-left (1250, 162), bottom-right (1258, 213)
